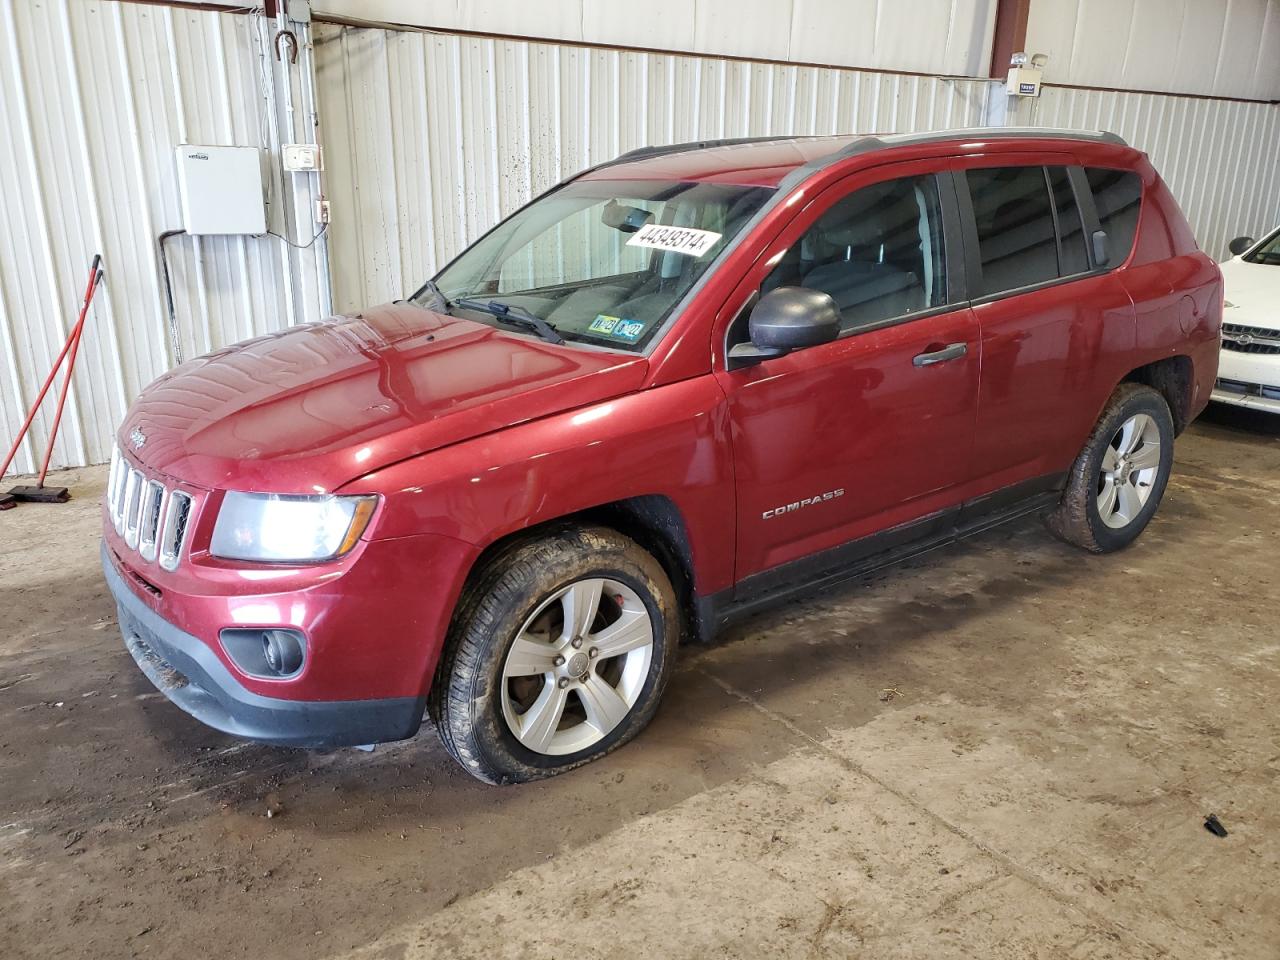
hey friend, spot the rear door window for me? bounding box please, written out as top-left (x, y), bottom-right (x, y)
top-left (966, 166), bottom-right (1060, 296)
top-left (1085, 168), bottom-right (1142, 264)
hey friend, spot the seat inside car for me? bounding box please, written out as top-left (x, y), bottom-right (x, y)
top-left (801, 216), bottom-right (924, 327)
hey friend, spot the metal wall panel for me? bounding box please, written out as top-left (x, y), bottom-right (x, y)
top-left (6, 5), bottom-right (1279, 476)
top-left (315, 24), bottom-right (995, 311)
top-left (0, 1), bottom-right (324, 478)
top-left (318, 0), bottom-right (999, 77)
top-left (317, 22), bottom-right (1280, 314)
top-left (1025, 0), bottom-right (1280, 101)
top-left (1020, 87), bottom-right (1280, 260)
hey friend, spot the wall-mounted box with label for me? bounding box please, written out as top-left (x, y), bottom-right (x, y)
top-left (174, 145), bottom-right (267, 236)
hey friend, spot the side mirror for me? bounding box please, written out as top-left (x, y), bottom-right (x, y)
top-left (1228, 235), bottom-right (1256, 257)
top-left (728, 286), bottom-right (840, 367)
top-left (1091, 229), bottom-right (1111, 267)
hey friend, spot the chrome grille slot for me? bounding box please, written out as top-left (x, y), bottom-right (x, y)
top-left (123, 468), bottom-right (144, 548)
top-left (111, 455), bottom-right (130, 533)
top-left (138, 481), bottom-right (166, 562)
top-left (108, 443), bottom-right (197, 572)
top-left (159, 491), bottom-right (193, 572)
top-left (106, 447), bottom-right (123, 511)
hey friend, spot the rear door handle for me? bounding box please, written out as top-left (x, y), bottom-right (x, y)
top-left (912, 342), bottom-right (967, 367)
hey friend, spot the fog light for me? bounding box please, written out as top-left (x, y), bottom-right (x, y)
top-left (220, 627), bottom-right (307, 679)
top-left (262, 630), bottom-right (304, 676)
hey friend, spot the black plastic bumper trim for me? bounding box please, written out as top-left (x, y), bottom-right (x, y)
top-left (102, 543), bottom-right (425, 748)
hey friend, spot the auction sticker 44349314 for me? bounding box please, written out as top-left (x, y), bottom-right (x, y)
top-left (625, 223), bottom-right (722, 257)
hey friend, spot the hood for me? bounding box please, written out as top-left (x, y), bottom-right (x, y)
top-left (1220, 256), bottom-right (1280, 329)
top-left (120, 303), bottom-right (648, 493)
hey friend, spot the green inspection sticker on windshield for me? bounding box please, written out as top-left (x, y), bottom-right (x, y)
top-left (587, 314), bottom-right (648, 344)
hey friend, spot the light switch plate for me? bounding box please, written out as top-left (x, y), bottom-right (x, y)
top-left (282, 143), bottom-right (323, 172)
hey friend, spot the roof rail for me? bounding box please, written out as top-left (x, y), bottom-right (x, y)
top-left (850, 126), bottom-right (1127, 152)
top-left (604, 127), bottom-right (1127, 170)
top-left (606, 135), bottom-right (815, 167)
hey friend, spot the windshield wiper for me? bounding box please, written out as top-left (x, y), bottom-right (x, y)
top-left (452, 297), bottom-right (566, 345)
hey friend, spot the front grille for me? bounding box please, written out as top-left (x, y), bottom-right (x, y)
top-left (1215, 377), bottom-right (1280, 401)
top-left (108, 445), bottom-right (195, 572)
top-left (1222, 322), bottom-right (1280, 354)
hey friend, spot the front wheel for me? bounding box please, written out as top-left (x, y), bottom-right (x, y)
top-left (429, 526), bottom-right (678, 784)
top-left (1047, 382), bottom-right (1175, 553)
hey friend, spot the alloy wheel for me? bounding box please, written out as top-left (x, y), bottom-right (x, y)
top-left (1096, 412), bottom-right (1162, 529)
top-left (499, 577), bottom-right (654, 756)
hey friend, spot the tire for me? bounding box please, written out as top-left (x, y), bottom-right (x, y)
top-left (429, 526), bottom-right (678, 784)
top-left (1046, 382), bottom-right (1175, 553)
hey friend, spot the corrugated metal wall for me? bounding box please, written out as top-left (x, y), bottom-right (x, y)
top-left (4, 4), bottom-right (1280, 476)
top-left (315, 25), bottom-right (995, 312)
top-left (316, 0), bottom-right (1000, 78)
top-left (1024, 87), bottom-right (1280, 261)
top-left (0, 1), bottom-right (325, 478)
top-left (1026, 0), bottom-right (1280, 101)
top-left (315, 23), bottom-right (1280, 315)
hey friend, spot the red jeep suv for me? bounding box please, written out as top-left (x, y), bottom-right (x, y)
top-left (103, 128), bottom-right (1221, 783)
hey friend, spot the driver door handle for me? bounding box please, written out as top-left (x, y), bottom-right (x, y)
top-left (913, 342), bottom-right (967, 367)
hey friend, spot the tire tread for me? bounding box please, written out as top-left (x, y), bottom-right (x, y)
top-left (429, 526), bottom-right (675, 784)
top-left (1046, 382), bottom-right (1173, 553)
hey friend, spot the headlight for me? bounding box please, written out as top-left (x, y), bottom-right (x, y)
top-left (210, 492), bottom-right (378, 562)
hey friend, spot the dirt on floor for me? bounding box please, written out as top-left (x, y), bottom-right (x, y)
top-left (1, 404), bottom-right (1278, 960)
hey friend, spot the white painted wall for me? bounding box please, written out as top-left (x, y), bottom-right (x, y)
top-left (1025, 0), bottom-right (1280, 100)
top-left (314, 0), bottom-right (1000, 77)
top-left (4, 1), bottom-right (1280, 476)
top-left (314, 25), bottom-right (995, 313)
top-left (318, 21), bottom-right (1280, 315)
top-left (0, 1), bottom-right (327, 478)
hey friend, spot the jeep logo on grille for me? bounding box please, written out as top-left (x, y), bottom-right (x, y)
top-left (129, 426), bottom-right (147, 451)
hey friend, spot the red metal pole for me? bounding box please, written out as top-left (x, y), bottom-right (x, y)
top-left (37, 267), bottom-right (104, 486)
top-left (0, 256), bottom-right (102, 481)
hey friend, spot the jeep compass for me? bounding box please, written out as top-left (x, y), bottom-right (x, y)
top-left (103, 128), bottom-right (1222, 783)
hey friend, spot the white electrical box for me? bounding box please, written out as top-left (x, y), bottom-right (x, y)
top-left (174, 145), bottom-right (267, 235)
top-left (1007, 66), bottom-right (1043, 97)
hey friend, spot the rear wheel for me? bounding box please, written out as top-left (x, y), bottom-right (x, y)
top-left (430, 526), bottom-right (678, 784)
top-left (1047, 383), bottom-right (1175, 553)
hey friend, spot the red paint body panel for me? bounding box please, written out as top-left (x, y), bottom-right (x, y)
top-left (105, 132), bottom-right (1223, 725)
top-left (119, 302), bottom-right (647, 494)
top-left (104, 480), bottom-right (477, 701)
top-left (357, 375), bottom-right (738, 596)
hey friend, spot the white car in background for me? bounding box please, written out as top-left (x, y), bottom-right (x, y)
top-left (1213, 227), bottom-right (1280, 412)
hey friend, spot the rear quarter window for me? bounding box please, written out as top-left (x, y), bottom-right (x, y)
top-left (1085, 168), bottom-right (1142, 264)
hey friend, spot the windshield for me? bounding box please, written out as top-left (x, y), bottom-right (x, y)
top-left (1244, 228), bottom-right (1280, 265)
top-left (421, 179), bottom-right (774, 351)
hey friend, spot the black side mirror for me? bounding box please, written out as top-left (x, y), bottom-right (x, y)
top-left (728, 286), bottom-right (840, 367)
top-left (1228, 236), bottom-right (1256, 257)
top-left (1091, 229), bottom-right (1111, 267)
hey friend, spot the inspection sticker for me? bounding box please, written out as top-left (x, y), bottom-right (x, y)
top-left (625, 223), bottom-right (722, 257)
top-left (587, 315), bottom-right (647, 343)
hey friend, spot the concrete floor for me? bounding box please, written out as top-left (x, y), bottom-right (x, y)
top-left (2, 405), bottom-right (1278, 960)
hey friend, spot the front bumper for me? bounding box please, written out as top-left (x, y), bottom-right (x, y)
top-left (104, 543), bottom-right (426, 747)
top-left (1211, 378), bottom-right (1280, 414)
top-left (1214, 336), bottom-right (1280, 413)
